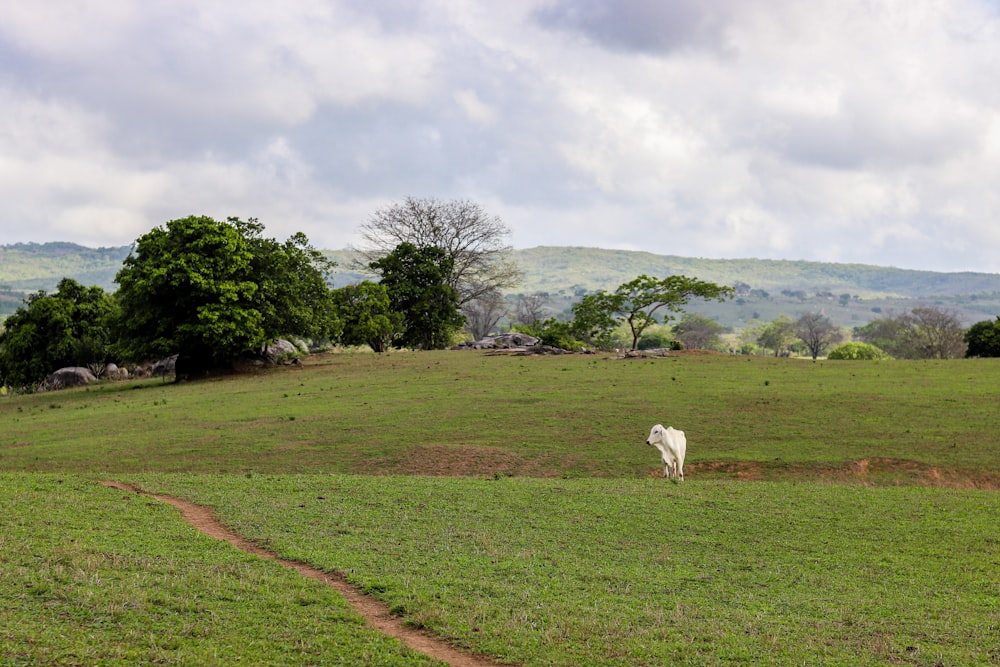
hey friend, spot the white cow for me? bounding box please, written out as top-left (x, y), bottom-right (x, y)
top-left (646, 424), bottom-right (687, 481)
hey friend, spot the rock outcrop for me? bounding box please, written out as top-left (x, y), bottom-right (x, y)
top-left (44, 367), bottom-right (98, 391)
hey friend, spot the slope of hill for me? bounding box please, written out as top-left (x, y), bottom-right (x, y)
top-left (3, 243), bottom-right (999, 328)
top-left (0, 242), bottom-right (131, 293)
top-left (512, 246), bottom-right (1000, 298)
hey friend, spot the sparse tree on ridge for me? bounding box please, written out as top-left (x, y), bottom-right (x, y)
top-left (356, 197), bottom-right (521, 306)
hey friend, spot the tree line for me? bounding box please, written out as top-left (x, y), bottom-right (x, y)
top-left (0, 198), bottom-right (727, 389)
top-left (3, 197), bottom-right (999, 389)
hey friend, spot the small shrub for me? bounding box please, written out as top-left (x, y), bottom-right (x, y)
top-left (512, 320), bottom-right (584, 351)
top-left (637, 333), bottom-right (683, 351)
top-left (827, 342), bottom-right (891, 360)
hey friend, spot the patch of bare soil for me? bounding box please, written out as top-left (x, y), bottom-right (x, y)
top-left (683, 461), bottom-right (765, 481)
top-left (828, 457), bottom-right (1000, 490)
top-left (99, 481), bottom-right (507, 667)
top-left (353, 444), bottom-right (587, 478)
top-left (354, 446), bottom-right (998, 490)
top-left (686, 458), bottom-right (1000, 490)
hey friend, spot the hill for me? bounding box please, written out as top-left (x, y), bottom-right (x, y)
top-left (3, 242), bottom-right (999, 329)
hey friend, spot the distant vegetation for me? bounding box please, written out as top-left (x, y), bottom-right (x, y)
top-left (3, 242), bottom-right (1000, 328)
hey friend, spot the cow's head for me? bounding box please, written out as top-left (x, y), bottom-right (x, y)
top-left (646, 423), bottom-right (664, 446)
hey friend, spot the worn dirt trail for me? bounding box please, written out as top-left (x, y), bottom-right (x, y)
top-left (100, 481), bottom-right (507, 667)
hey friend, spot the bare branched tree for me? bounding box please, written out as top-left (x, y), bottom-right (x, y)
top-left (856, 306), bottom-right (967, 359)
top-left (462, 289), bottom-right (508, 340)
top-left (673, 313), bottom-right (726, 350)
top-left (355, 197), bottom-right (521, 306)
top-left (795, 312), bottom-right (845, 359)
top-left (514, 292), bottom-right (549, 325)
top-left (901, 306), bottom-right (967, 359)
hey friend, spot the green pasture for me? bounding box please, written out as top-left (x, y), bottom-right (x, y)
top-left (3, 351), bottom-right (999, 481)
top-left (0, 474), bottom-right (439, 666)
top-left (2, 351), bottom-right (999, 665)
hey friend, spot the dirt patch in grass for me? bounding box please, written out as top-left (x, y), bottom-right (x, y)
top-left (353, 444), bottom-right (592, 478)
top-left (353, 445), bottom-right (999, 490)
top-left (100, 480), bottom-right (506, 667)
top-left (684, 461), bottom-right (765, 481)
top-left (687, 458), bottom-right (1000, 490)
top-left (826, 457), bottom-right (1000, 490)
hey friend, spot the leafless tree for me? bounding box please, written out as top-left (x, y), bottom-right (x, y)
top-left (673, 313), bottom-right (726, 350)
top-left (462, 289), bottom-right (508, 340)
top-left (355, 197), bottom-right (521, 306)
top-left (514, 292), bottom-right (549, 325)
top-left (901, 306), bottom-right (967, 359)
top-left (857, 306), bottom-right (967, 359)
top-left (796, 312), bottom-right (845, 359)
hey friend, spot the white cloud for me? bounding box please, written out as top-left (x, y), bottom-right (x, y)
top-left (0, 0), bottom-right (998, 273)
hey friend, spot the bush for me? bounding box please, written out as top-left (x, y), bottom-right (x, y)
top-left (637, 332), bottom-right (671, 350)
top-left (512, 319), bottom-right (584, 351)
top-left (965, 317), bottom-right (1000, 357)
top-left (638, 333), bottom-right (683, 351)
top-left (827, 342), bottom-right (891, 360)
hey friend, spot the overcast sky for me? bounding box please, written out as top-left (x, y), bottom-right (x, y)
top-left (2, 0), bottom-right (999, 273)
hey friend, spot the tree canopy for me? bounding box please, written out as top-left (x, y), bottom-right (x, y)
top-left (964, 316), bottom-right (1000, 357)
top-left (0, 278), bottom-right (117, 387)
top-left (827, 342), bottom-right (892, 360)
top-left (235, 218), bottom-right (340, 345)
top-left (855, 307), bottom-right (966, 359)
top-left (356, 197), bottom-right (521, 307)
top-left (331, 281), bottom-right (402, 353)
top-left (756, 315), bottom-right (798, 357)
top-left (114, 215), bottom-right (336, 374)
top-left (571, 274), bottom-right (733, 351)
top-left (672, 312), bottom-right (726, 351)
top-left (370, 242), bottom-right (465, 350)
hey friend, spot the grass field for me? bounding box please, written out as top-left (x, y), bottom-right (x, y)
top-left (2, 351), bottom-right (999, 665)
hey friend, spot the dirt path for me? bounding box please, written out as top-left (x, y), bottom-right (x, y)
top-left (100, 481), bottom-right (507, 667)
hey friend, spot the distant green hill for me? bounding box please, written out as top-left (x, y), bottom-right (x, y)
top-left (0, 242), bottom-right (131, 293)
top-left (3, 242), bottom-right (999, 329)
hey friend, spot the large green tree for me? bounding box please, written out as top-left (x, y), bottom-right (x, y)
top-left (0, 278), bottom-right (117, 387)
top-left (114, 215), bottom-right (334, 375)
top-left (965, 316), bottom-right (1000, 357)
top-left (370, 243), bottom-right (465, 350)
top-left (233, 218), bottom-right (340, 345)
top-left (756, 315), bottom-right (798, 357)
top-left (331, 281), bottom-right (402, 353)
top-left (571, 274), bottom-right (733, 351)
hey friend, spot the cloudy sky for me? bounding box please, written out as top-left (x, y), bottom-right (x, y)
top-left (2, 0), bottom-right (999, 273)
